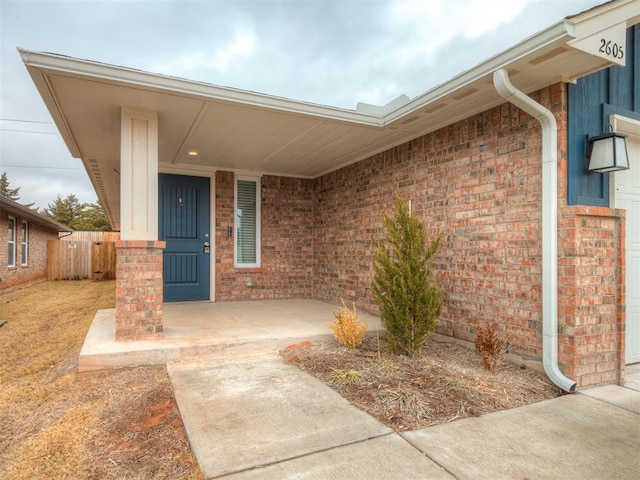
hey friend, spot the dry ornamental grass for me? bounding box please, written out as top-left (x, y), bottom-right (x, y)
top-left (0, 281), bottom-right (203, 480)
top-left (327, 299), bottom-right (368, 348)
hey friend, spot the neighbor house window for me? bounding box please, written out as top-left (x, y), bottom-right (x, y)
top-left (234, 176), bottom-right (261, 268)
top-left (7, 216), bottom-right (16, 267)
top-left (21, 221), bottom-right (29, 265)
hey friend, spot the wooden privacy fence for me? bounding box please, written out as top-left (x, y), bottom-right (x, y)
top-left (48, 233), bottom-right (119, 281)
top-left (60, 231), bottom-right (121, 242)
top-left (91, 241), bottom-right (116, 280)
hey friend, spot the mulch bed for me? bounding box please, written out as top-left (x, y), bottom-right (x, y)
top-left (281, 336), bottom-right (562, 432)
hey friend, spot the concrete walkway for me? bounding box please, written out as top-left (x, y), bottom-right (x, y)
top-left (168, 357), bottom-right (640, 480)
top-left (79, 300), bottom-right (640, 478)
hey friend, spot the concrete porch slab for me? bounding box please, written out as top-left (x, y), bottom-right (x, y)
top-left (78, 299), bottom-right (383, 372)
top-left (167, 358), bottom-right (394, 479)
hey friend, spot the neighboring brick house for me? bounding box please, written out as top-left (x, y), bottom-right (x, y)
top-left (0, 195), bottom-right (71, 293)
top-left (21, 0), bottom-right (639, 390)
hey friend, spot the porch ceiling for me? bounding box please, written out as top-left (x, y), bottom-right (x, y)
top-left (19, 0), bottom-right (640, 229)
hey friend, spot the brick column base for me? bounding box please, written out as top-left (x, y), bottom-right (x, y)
top-left (115, 240), bottom-right (166, 341)
top-left (558, 206), bottom-right (625, 388)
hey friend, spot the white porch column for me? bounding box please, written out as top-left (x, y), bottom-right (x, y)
top-left (120, 107), bottom-right (158, 240)
top-left (116, 108), bottom-right (164, 341)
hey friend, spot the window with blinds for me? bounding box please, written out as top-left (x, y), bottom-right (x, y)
top-left (235, 176), bottom-right (261, 267)
top-left (21, 221), bottom-right (28, 265)
top-left (7, 216), bottom-right (15, 267)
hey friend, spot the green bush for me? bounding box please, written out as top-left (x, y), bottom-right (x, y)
top-left (371, 194), bottom-right (441, 356)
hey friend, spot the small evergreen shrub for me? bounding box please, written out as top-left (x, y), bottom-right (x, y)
top-left (328, 299), bottom-right (368, 348)
top-left (474, 322), bottom-right (507, 373)
top-left (371, 194), bottom-right (442, 356)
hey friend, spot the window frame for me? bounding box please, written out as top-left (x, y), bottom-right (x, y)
top-left (21, 220), bottom-right (29, 265)
top-left (234, 175), bottom-right (261, 268)
top-left (7, 216), bottom-right (16, 267)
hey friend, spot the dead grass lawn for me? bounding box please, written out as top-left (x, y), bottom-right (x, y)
top-left (0, 281), bottom-right (203, 480)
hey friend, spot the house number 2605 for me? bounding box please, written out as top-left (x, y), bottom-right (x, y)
top-left (599, 39), bottom-right (624, 60)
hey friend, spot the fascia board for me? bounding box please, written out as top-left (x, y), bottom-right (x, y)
top-left (14, 17), bottom-right (585, 137)
top-left (18, 48), bottom-right (381, 128)
top-left (566, 0), bottom-right (640, 35)
top-left (565, 0), bottom-right (640, 67)
top-left (382, 21), bottom-right (575, 124)
top-left (20, 55), bottom-right (83, 159)
top-left (383, 0), bottom-right (640, 125)
top-left (19, 21), bottom-right (569, 135)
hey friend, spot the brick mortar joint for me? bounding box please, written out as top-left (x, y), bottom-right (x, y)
top-left (116, 240), bottom-right (166, 249)
top-left (561, 206), bottom-right (625, 219)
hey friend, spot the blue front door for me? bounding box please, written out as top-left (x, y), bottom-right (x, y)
top-left (159, 174), bottom-right (211, 301)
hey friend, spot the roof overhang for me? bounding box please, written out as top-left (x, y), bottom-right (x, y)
top-left (19, 0), bottom-right (640, 230)
top-left (0, 195), bottom-right (72, 232)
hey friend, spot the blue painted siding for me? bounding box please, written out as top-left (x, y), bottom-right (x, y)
top-left (567, 25), bottom-right (640, 206)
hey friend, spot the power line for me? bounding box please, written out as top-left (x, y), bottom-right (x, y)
top-left (0, 165), bottom-right (82, 171)
top-left (0, 128), bottom-right (58, 135)
top-left (0, 118), bottom-right (53, 124)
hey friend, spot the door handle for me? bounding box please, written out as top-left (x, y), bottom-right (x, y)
top-left (203, 242), bottom-right (210, 254)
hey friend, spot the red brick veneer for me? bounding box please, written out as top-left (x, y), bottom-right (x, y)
top-left (115, 240), bottom-right (165, 341)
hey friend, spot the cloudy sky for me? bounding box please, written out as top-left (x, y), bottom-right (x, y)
top-left (1, 0), bottom-right (601, 211)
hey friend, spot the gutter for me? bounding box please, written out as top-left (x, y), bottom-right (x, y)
top-left (493, 69), bottom-right (577, 393)
top-left (18, 19), bottom-right (575, 131)
top-left (18, 48), bottom-right (381, 127)
top-left (384, 21), bottom-right (573, 123)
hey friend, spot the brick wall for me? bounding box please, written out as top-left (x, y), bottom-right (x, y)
top-left (0, 210), bottom-right (57, 294)
top-left (311, 83), bottom-right (625, 388)
top-left (215, 171), bottom-right (314, 301)
top-left (313, 89), bottom-right (560, 361)
top-left (115, 240), bottom-right (165, 341)
top-left (558, 206), bottom-right (625, 386)
top-left (209, 83), bottom-right (623, 388)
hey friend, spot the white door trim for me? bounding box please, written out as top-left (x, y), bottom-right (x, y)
top-left (611, 114), bottom-right (640, 365)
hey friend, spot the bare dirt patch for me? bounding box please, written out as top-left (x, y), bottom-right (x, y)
top-left (0, 281), bottom-right (203, 480)
top-left (281, 335), bottom-right (562, 432)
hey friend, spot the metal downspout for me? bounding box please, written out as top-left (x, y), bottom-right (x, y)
top-left (493, 69), bottom-right (577, 393)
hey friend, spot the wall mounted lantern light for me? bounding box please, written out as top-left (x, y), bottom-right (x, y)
top-left (586, 126), bottom-right (630, 173)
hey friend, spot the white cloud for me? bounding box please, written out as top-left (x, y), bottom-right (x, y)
top-left (215, 34), bottom-right (255, 71)
top-left (392, 0), bottom-right (531, 62)
top-left (155, 31), bottom-right (255, 75)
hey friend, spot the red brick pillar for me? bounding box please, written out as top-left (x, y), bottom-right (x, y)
top-left (115, 240), bottom-right (165, 341)
top-left (557, 206), bottom-right (625, 387)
